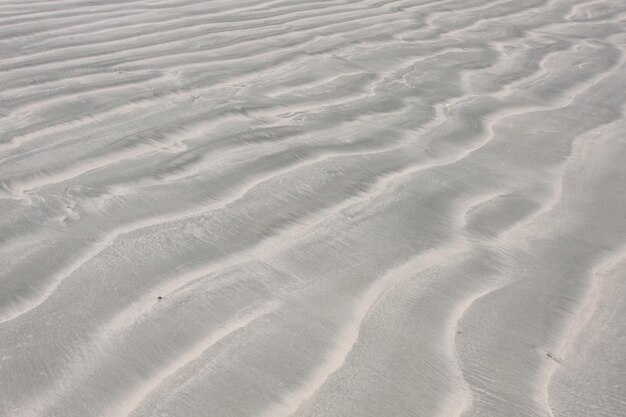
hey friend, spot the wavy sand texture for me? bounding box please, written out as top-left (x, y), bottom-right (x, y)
top-left (1, 0), bottom-right (625, 416)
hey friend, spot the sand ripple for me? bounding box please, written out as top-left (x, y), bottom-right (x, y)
top-left (1, 0), bottom-right (625, 416)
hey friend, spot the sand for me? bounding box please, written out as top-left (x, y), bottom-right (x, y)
top-left (1, 0), bottom-right (625, 416)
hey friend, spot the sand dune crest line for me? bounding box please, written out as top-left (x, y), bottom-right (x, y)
top-left (262, 240), bottom-right (468, 417)
top-left (115, 301), bottom-right (280, 417)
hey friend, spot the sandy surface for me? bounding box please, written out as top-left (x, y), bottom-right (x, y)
top-left (1, 0), bottom-right (625, 416)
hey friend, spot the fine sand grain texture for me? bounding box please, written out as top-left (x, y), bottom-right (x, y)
top-left (1, 0), bottom-right (626, 416)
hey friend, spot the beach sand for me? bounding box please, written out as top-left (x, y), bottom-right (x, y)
top-left (1, 0), bottom-right (625, 416)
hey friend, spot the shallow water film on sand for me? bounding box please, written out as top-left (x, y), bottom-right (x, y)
top-left (1, 0), bottom-right (626, 416)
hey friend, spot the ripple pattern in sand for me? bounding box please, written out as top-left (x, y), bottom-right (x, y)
top-left (1, 1), bottom-right (626, 416)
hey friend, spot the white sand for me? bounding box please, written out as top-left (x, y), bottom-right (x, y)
top-left (1, 0), bottom-right (625, 416)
